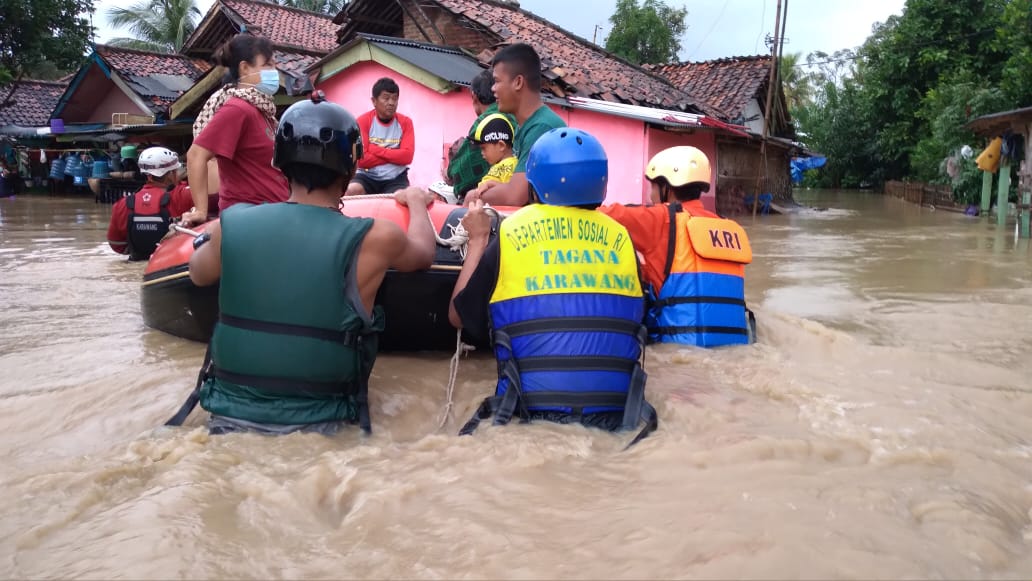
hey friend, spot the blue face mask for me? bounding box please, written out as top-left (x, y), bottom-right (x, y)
top-left (252, 69), bottom-right (279, 95)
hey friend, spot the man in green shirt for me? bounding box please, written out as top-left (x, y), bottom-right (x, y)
top-left (446, 69), bottom-right (515, 202)
top-left (467, 43), bottom-right (566, 208)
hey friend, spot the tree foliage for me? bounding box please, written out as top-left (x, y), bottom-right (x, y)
top-left (794, 0), bottom-right (1030, 194)
top-left (778, 52), bottom-right (812, 113)
top-left (106, 0), bottom-right (201, 53)
top-left (0, 0), bottom-right (93, 84)
top-left (604, 0), bottom-right (687, 65)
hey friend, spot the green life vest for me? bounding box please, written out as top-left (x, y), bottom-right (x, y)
top-left (199, 202), bottom-right (383, 428)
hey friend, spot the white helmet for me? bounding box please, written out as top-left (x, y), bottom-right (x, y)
top-left (138, 147), bottom-right (182, 177)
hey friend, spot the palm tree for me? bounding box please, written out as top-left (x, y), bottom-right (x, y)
top-left (778, 52), bottom-right (813, 113)
top-left (106, 0), bottom-right (202, 53)
top-left (275, 0), bottom-right (343, 14)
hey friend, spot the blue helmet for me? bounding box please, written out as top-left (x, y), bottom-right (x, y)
top-left (526, 128), bottom-right (608, 206)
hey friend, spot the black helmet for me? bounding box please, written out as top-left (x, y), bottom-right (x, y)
top-left (273, 93), bottom-right (363, 176)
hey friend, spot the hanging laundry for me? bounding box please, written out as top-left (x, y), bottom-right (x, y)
top-left (1000, 131), bottom-right (1024, 163)
top-left (945, 155), bottom-right (959, 179)
top-left (976, 137), bottom-right (1002, 173)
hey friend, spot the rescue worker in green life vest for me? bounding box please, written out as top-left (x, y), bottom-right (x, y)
top-left (187, 94), bottom-right (437, 436)
top-left (449, 128), bottom-right (657, 443)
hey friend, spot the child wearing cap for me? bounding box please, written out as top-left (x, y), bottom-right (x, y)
top-left (472, 113), bottom-right (517, 189)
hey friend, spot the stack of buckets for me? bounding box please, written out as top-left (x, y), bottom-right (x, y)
top-left (65, 154), bottom-right (92, 186)
top-left (88, 156), bottom-right (110, 196)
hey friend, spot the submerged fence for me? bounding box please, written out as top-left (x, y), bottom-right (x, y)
top-left (883, 181), bottom-right (960, 209)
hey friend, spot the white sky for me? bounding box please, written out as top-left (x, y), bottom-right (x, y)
top-left (92, 0), bottom-right (906, 63)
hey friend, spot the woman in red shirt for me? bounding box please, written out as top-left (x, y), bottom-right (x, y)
top-left (181, 34), bottom-right (289, 225)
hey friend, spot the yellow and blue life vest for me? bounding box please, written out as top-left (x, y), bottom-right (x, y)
top-left (649, 204), bottom-right (753, 346)
top-left (460, 204), bottom-right (657, 441)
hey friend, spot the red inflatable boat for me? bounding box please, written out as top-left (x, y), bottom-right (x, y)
top-left (141, 198), bottom-right (509, 351)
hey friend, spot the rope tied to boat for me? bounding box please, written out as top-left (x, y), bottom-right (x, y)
top-left (437, 327), bottom-right (476, 431)
top-left (342, 192), bottom-right (503, 262)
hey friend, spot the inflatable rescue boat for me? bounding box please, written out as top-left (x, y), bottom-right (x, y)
top-left (141, 198), bottom-right (508, 351)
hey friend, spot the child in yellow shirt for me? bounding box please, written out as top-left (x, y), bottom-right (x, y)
top-left (472, 113), bottom-right (516, 188)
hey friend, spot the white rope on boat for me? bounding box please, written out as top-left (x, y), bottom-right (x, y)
top-left (342, 192), bottom-right (505, 261)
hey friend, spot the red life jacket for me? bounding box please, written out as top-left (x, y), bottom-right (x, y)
top-left (125, 184), bottom-right (172, 261)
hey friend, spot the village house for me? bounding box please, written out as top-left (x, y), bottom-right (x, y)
top-left (0, 0), bottom-right (797, 211)
top-left (326, 0), bottom-right (797, 211)
top-left (48, 45), bottom-right (211, 147)
top-left (170, 0), bottom-right (340, 120)
top-left (649, 56), bottom-right (797, 211)
top-left (0, 80), bottom-right (69, 135)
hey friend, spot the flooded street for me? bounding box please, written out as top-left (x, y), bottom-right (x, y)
top-left (2, 190), bottom-right (1031, 579)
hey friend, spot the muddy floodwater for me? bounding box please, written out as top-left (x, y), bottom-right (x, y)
top-left (1, 190), bottom-right (1031, 579)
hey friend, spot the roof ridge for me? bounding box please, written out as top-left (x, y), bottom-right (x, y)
top-left (357, 32), bottom-right (467, 55)
top-left (650, 55), bottom-right (773, 69)
top-left (11, 79), bottom-right (69, 86)
top-left (223, 0), bottom-right (335, 21)
top-left (433, 0), bottom-right (696, 107)
top-left (94, 44), bottom-right (205, 61)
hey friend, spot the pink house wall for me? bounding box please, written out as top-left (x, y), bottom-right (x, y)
top-left (317, 60), bottom-right (719, 209)
top-left (317, 60), bottom-right (477, 189)
top-left (87, 83), bottom-right (149, 124)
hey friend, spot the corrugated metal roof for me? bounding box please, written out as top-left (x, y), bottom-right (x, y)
top-left (565, 96), bottom-right (751, 138)
top-left (361, 33), bottom-right (484, 86)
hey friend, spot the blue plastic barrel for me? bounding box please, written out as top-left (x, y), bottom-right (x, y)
top-left (49, 158), bottom-right (66, 179)
top-left (63, 155), bottom-right (81, 176)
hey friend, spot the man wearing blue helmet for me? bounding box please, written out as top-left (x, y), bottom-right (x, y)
top-left (449, 128), bottom-right (657, 442)
top-left (182, 94), bottom-right (438, 436)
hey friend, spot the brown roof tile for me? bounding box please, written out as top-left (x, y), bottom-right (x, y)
top-left (97, 46), bottom-right (211, 78)
top-left (0, 80), bottom-right (68, 127)
top-left (222, 0), bottom-right (338, 53)
top-left (95, 45), bottom-right (212, 113)
top-left (338, 0), bottom-right (725, 116)
top-left (648, 56), bottom-right (772, 121)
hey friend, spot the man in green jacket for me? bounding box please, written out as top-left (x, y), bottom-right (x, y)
top-left (186, 95), bottom-right (437, 436)
top-left (446, 69), bottom-right (516, 202)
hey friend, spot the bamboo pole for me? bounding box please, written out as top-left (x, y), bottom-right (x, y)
top-left (752, 0), bottom-right (784, 217)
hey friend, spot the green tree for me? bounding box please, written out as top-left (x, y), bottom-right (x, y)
top-left (993, 0), bottom-right (1032, 106)
top-left (604, 0), bottom-right (687, 65)
top-left (274, 0), bottom-right (343, 14)
top-left (0, 0), bottom-right (93, 85)
top-left (106, 0), bottom-right (201, 53)
top-left (853, 0), bottom-right (1009, 181)
top-left (911, 68), bottom-right (1010, 183)
top-left (778, 52), bottom-right (812, 114)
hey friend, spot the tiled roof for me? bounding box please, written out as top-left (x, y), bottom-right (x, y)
top-left (222, 0), bottom-right (338, 53)
top-left (648, 56), bottom-right (772, 121)
top-left (0, 80), bottom-right (68, 127)
top-left (95, 45), bottom-right (212, 113)
top-left (431, 0), bottom-right (720, 115)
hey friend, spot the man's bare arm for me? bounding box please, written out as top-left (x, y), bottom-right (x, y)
top-left (472, 172), bottom-right (530, 207)
top-left (188, 221), bottom-right (222, 286)
top-left (448, 200), bottom-right (492, 328)
top-left (389, 187), bottom-right (437, 272)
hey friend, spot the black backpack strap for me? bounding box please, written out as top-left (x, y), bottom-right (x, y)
top-left (489, 328), bottom-right (530, 426)
top-left (165, 342), bottom-right (213, 426)
top-left (457, 328), bottom-right (529, 436)
top-left (662, 203), bottom-right (680, 280)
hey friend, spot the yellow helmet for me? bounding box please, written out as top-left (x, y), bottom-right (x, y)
top-left (645, 146), bottom-right (711, 188)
